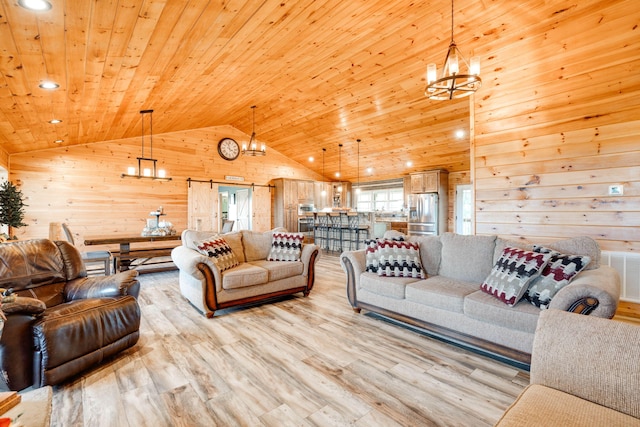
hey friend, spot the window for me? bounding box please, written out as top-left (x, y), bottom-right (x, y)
top-left (356, 188), bottom-right (404, 212)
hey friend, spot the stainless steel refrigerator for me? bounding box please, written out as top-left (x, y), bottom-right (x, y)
top-left (407, 193), bottom-right (439, 236)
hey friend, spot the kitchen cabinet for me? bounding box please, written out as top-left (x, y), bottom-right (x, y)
top-left (297, 180), bottom-right (315, 202)
top-left (410, 170), bottom-right (443, 193)
top-left (273, 178), bottom-right (301, 232)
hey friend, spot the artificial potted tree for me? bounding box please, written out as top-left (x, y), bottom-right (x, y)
top-left (0, 180), bottom-right (27, 241)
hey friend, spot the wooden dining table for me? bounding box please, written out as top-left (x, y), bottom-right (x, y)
top-left (84, 233), bottom-right (182, 273)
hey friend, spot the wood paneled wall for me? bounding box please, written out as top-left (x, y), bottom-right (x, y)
top-left (0, 147), bottom-right (8, 170)
top-left (473, 0), bottom-right (640, 252)
top-left (9, 126), bottom-right (321, 242)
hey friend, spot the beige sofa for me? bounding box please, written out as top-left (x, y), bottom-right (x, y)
top-left (496, 309), bottom-right (640, 426)
top-left (340, 232), bottom-right (621, 366)
top-left (171, 229), bottom-right (320, 317)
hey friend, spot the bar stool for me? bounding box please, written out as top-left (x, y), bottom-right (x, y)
top-left (328, 212), bottom-right (343, 252)
top-left (343, 212), bottom-right (359, 250)
top-left (314, 212), bottom-right (329, 251)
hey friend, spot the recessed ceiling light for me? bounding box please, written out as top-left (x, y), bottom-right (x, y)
top-left (406, 161), bottom-right (413, 167)
top-left (18, 0), bottom-right (52, 11)
top-left (366, 167), bottom-right (373, 174)
top-left (455, 129), bottom-right (465, 139)
top-left (335, 172), bottom-right (340, 178)
top-left (308, 156), bottom-right (314, 162)
top-left (48, 119), bottom-right (62, 124)
top-left (39, 81), bottom-right (59, 90)
top-left (53, 139), bottom-right (63, 144)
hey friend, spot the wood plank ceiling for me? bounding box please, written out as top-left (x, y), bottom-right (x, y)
top-left (0, 0), bottom-right (490, 182)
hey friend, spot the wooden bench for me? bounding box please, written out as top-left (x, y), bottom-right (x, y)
top-left (112, 247), bottom-right (177, 274)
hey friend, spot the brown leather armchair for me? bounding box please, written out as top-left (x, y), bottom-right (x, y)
top-left (0, 239), bottom-right (141, 391)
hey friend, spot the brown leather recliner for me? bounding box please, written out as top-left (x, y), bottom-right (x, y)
top-left (0, 239), bottom-right (141, 391)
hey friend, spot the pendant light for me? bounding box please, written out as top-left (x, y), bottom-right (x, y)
top-left (425, 0), bottom-right (481, 100)
top-left (242, 105), bottom-right (266, 156)
top-left (336, 143), bottom-right (343, 192)
top-left (321, 148), bottom-right (327, 196)
top-left (355, 139), bottom-right (361, 194)
top-left (122, 109), bottom-right (172, 181)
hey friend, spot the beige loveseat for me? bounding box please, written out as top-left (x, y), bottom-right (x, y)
top-left (496, 309), bottom-right (640, 426)
top-left (340, 232), bottom-right (621, 366)
top-left (171, 229), bottom-right (320, 317)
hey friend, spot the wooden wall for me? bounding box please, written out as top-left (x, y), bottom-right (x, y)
top-left (473, 0), bottom-right (640, 252)
top-left (10, 125), bottom-right (321, 243)
top-left (0, 147), bottom-right (8, 170)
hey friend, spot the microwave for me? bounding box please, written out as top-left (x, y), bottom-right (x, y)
top-left (298, 203), bottom-right (315, 215)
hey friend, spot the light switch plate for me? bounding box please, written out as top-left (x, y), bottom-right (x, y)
top-left (609, 185), bottom-right (623, 196)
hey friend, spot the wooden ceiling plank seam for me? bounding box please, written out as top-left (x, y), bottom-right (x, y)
top-left (93, 0), bottom-right (151, 142)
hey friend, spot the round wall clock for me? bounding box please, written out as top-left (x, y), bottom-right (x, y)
top-left (218, 138), bottom-right (240, 161)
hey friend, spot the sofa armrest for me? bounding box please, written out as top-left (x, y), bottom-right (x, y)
top-left (548, 265), bottom-right (620, 318)
top-left (1, 296), bottom-right (46, 316)
top-left (300, 244), bottom-right (320, 276)
top-left (171, 245), bottom-right (223, 291)
top-left (64, 270), bottom-right (140, 300)
top-left (531, 309), bottom-right (640, 419)
top-left (340, 250), bottom-right (366, 310)
top-left (171, 246), bottom-right (221, 278)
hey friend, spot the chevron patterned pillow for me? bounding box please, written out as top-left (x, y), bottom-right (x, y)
top-left (524, 246), bottom-right (591, 309)
top-left (481, 247), bottom-right (552, 306)
top-left (194, 236), bottom-right (239, 271)
top-left (267, 232), bottom-right (304, 261)
top-left (376, 239), bottom-right (425, 279)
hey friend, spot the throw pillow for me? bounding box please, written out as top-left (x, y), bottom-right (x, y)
top-left (194, 237), bottom-right (239, 272)
top-left (480, 247), bottom-right (552, 306)
top-left (364, 238), bottom-right (381, 273)
top-left (524, 246), bottom-right (591, 309)
top-left (364, 236), bottom-right (406, 274)
top-left (267, 232), bottom-right (304, 261)
top-left (377, 239), bottom-right (425, 279)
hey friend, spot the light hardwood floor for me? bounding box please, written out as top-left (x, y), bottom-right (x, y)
top-left (50, 254), bottom-right (530, 426)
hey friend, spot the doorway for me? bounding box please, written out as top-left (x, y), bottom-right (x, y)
top-left (455, 184), bottom-right (473, 235)
top-left (218, 186), bottom-right (252, 232)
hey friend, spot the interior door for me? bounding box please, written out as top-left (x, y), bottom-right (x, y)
top-left (252, 186), bottom-right (272, 231)
top-left (236, 189), bottom-right (250, 230)
top-left (188, 181), bottom-right (219, 232)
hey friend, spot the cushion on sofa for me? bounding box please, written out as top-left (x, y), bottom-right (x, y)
top-left (439, 233), bottom-right (497, 283)
top-left (464, 290), bottom-right (541, 333)
top-left (194, 237), bottom-right (239, 272)
top-left (221, 232), bottom-right (245, 263)
top-left (377, 240), bottom-right (425, 279)
top-left (359, 272), bottom-right (415, 299)
top-left (524, 246), bottom-right (591, 309)
top-left (480, 247), bottom-right (551, 306)
top-left (221, 263), bottom-right (269, 290)
top-left (242, 230), bottom-right (276, 262)
top-left (267, 232), bottom-right (304, 261)
top-left (406, 276), bottom-right (478, 313)
top-left (251, 260), bottom-right (304, 282)
top-left (536, 236), bottom-right (600, 270)
top-left (407, 235), bottom-right (442, 277)
top-left (495, 384), bottom-right (640, 427)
